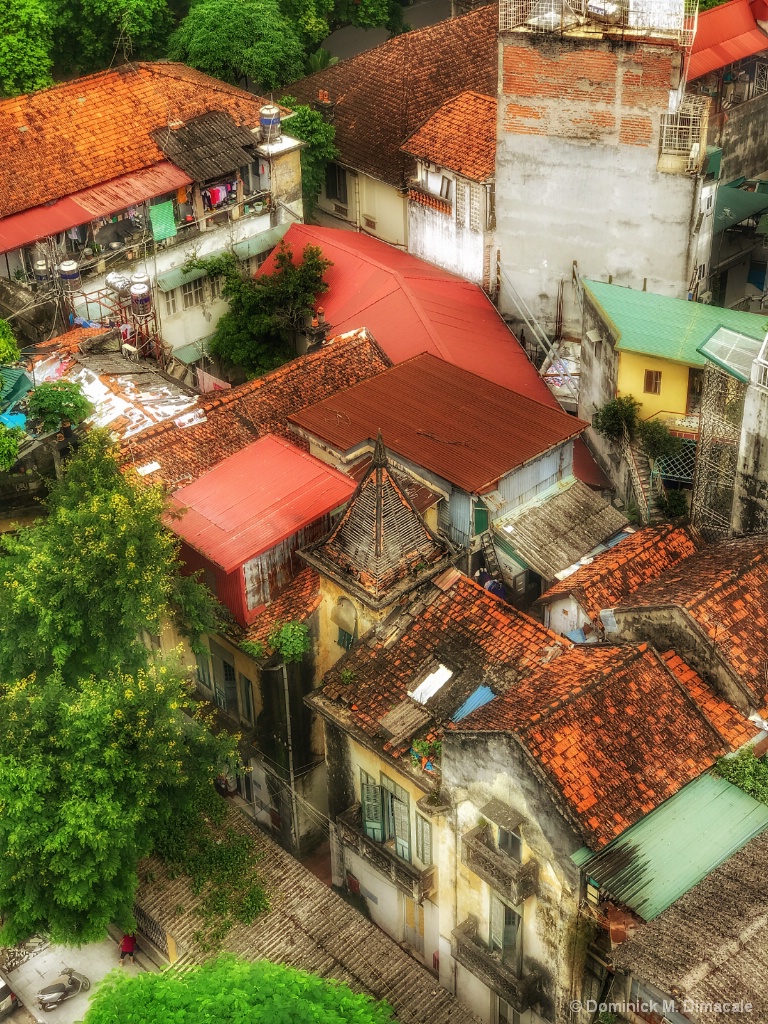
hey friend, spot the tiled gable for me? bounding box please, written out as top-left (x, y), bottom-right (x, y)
top-left (239, 567), bottom-right (321, 659)
top-left (0, 63), bottom-right (274, 218)
top-left (538, 524), bottom-right (702, 620)
top-left (460, 644), bottom-right (747, 848)
top-left (120, 329), bottom-right (390, 490)
top-left (402, 92), bottom-right (496, 182)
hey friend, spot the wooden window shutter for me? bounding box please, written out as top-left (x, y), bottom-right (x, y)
top-left (393, 797), bottom-right (410, 861)
top-left (362, 784), bottom-right (384, 842)
top-left (490, 895), bottom-right (504, 951)
top-left (416, 814), bottom-right (432, 866)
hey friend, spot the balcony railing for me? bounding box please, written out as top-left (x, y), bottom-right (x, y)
top-left (337, 804), bottom-right (435, 901)
top-left (407, 184), bottom-right (452, 217)
top-left (452, 917), bottom-right (540, 1012)
top-left (461, 825), bottom-right (539, 904)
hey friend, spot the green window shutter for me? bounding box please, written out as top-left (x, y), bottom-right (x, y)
top-left (238, 674), bottom-right (253, 722)
top-left (362, 784), bottom-right (384, 842)
top-left (223, 660), bottom-right (238, 713)
top-left (490, 895), bottom-right (504, 951)
top-left (416, 814), bottom-right (432, 866)
top-left (393, 797), bottom-right (410, 861)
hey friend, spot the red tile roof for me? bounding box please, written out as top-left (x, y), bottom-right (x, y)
top-left (537, 525), bottom-right (702, 620)
top-left (33, 327), bottom-right (106, 355)
top-left (259, 223), bottom-right (556, 407)
top-left (120, 329), bottom-right (390, 490)
top-left (402, 92), bottom-right (496, 182)
top-left (290, 353), bottom-right (587, 493)
top-left (240, 566), bottom-right (321, 655)
top-left (613, 536), bottom-right (768, 702)
top-left (0, 63), bottom-right (271, 218)
top-left (688, 0), bottom-right (768, 80)
top-left (288, 5), bottom-right (497, 189)
top-left (312, 572), bottom-right (569, 761)
top-left (461, 644), bottom-right (737, 848)
top-left (167, 436), bottom-right (355, 572)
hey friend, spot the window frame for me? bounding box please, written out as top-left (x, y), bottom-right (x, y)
top-left (325, 162), bottom-right (348, 205)
top-left (164, 288), bottom-right (178, 317)
top-left (181, 277), bottom-right (205, 310)
top-left (415, 813), bottom-right (432, 866)
top-left (498, 826), bottom-right (522, 862)
top-left (381, 773), bottom-right (411, 862)
top-left (238, 672), bottom-right (254, 723)
top-left (644, 369), bottom-right (662, 395)
top-left (490, 894), bottom-right (521, 967)
top-left (439, 175), bottom-right (452, 201)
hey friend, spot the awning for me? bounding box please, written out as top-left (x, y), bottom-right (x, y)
top-left (0, 161), bottom-right (192, 256)
top-left (156, 264), bottom-right (207, 293)
top-left (173, 336), bottom-right (212, 366)
top-left (715, 184), bottom-right (768, 232)
top-left (0, 367), bottom-right (33, 410)
top-left (232, 222), bottom-right (289, 260)
top-left (688, 0), bottom-right (768, 80)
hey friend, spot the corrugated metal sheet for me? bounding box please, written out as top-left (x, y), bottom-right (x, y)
top-left (0, 162), bottom-right (191, 255)
top-left (151, 111), bottom-right (257, 182)
top-left (168, 435), bottom-right (355, 572)
top-left (243, 518), bottom-right (328, 611)
top-left (495, 445), bottom-right (569, 518)
top-left (291, 353), bottom-right (586, 494)
top-left (452, 684), bottom-right (495, 722)
top-left (449, 488), bottom-right (472, 546)
top-left (574, 774), bottom-right (768, 921)
top-left (688, 0), bottom-right (768, 80)
top-left (232, 222), bottom-right (289, 260)
top-left (156, 264), bottom-right (208, 293)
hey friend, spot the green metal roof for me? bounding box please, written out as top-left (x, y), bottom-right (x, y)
top-left (572, 773), bottom-right (768, 921)
top-left (156, 264), bottom-right (208, 294)
top-left (173, 335), bottom-right (212, 365)
top-left (714, 184), bottom-right (768, 233)
top-left (232, 222), bottom-right (289, 261)
top-left (0, 367), bottom-right (32, 410)
top-left (583, 279), bottom-right (768, 367)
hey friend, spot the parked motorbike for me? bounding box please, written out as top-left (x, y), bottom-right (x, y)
top-left (37, 967), bottom-right (90, 1012)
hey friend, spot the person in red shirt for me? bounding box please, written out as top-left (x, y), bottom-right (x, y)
top-left (119, 933), bottom-right (136, 966)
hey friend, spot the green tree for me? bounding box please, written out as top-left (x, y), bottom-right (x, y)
top-left (0, 661), bottom-right (238, 944)
top-left (52, 0), bottom-right (173, 76)
top-left (83, 956), bottom-right (395, 1024)
top-left (0, 430), bottom-right (218, 683)
top-left (713, 747), bottom-right (768, 804)
top-left (27, 379), bottom-right (92, 432)
top-left (0, 319), bottom-right (20, 364)
top-left (168, 0), bottom-right (305, 90)
top-left (190, 242), bottom-right (332, 375)
top-left (636, 418), bottom-right (682, 461)
top-left (0, 0), bottom-right (53, 96)
top-left (592, 396), bottom-right (640, 441)
top-left (305, 46), bottom-right (339, 73)
top-left (0, 425), bottom-right (24, 472)
top-left (282, 100), bottom-right (338, 215)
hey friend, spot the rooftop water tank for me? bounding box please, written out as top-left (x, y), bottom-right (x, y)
top-left (58, 260), bottom-right (81, 292)
top-left (130, 283), bottom-right (152, 318)
top-left (105, 272), bottom-right (132, 296)
top-left (260, 104), bottom-right (281, 144)
top-left (130, 270), bottom-right (150, 289)
top-left (33, 259), bottom-right (50, 283)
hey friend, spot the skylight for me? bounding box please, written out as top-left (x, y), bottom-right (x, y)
top-left (408, 664), bottom-right (453, 704)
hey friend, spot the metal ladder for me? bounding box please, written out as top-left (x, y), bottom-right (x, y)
top-left (481, 531), bottom-right (503, 578)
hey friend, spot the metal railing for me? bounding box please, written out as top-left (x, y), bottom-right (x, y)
top-left (337, 804), bottom-right (435, 901)
top-left (452, 917), bottom-right (540, 1012)
top-left (619, 423), bottom-right (650, 524)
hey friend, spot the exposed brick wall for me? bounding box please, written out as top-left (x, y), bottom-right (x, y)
top-left (501, 35), bottom-right (677, 148)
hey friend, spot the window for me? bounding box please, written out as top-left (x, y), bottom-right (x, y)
top-left (498, 826), bottom-right (522, 862)
top-left (490, 895), bottom-right (520, 966)
top-left (325, 162), bottom-right (348, 205)
top-left (497, 998), bottom-right (520, 1024)
top-left (338, 627), bottom-right (354, 650)
top-left (195, 651), bottom-right (213, 692)
top-left (486, 184), bottom-right (496, 230)
top-left (361, 770), bottom-right (383, 842)
top-left (333, 597), bottom-right (357, 648)
top-left (644, 369), bottom-right (662, 395)
top-left (164, 289), bottom-right (178, 316)
top-left (239, 672), bottom-right (253, 723)
top-left (415, 814), bottom-right (432, 866)
top-left (209, 275), bottom-right (223, 300)
top-left (210, 640), bottom-right (238, 714)
top-left (514, 573), bottom-right (527, 596)
top-left (181, 278), bottom-right (205, 309)
top-left (360, 771), bottom-right (411, 861)
top-left (439, 176), bottom-right (452, 201)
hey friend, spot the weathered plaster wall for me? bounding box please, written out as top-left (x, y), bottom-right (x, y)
top-left (713, 92), bottom-right (768, 182)
top-left (407, 174), bottom-right (487, 284)
top-left (496, 34), bottom-right (699, 335)
top-left (732, 379), bottom-right (768, 536)
top-left (315, 171), bottom-right (408, 247)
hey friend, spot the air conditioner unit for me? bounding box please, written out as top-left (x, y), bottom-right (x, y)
top-left (698, 290), bottom-right (713, 304)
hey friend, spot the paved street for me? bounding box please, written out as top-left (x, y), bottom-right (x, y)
top-left (4, 934), bottom-right (155, 1024)
top-left (323, 0), bottom-right (452, 61)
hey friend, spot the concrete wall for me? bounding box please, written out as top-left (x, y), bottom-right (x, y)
top-left (496, 32), bottom-right (700, 336)
top-left (732, 377), bottom-right (768, 535)
top-left (315, 170), bottom-right (408, 248)
top-left (407, 168), bottom-right (489, 285)
top-left (713, 91), bottom-right (768, 183)
top-left (441, 732), bottom-right (585, 1024)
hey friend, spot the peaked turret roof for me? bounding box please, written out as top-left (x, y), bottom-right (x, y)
top-left (301, 435), bottom-right (452, 609)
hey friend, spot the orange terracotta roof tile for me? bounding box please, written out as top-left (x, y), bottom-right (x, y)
top-left (537, 524), bottom-right (702, 620)
top-left (241, 567), bottom-right (321, 658)
top-left (660, 650), bottom-right (756, 749)
top-left (0, 63), bottom-right (274, 218)
top-left (402, 92), bottom-right (496, 182)
top-left (614, 536), bottom-right (768, 702)
top-left (120, 329), bottom-right (390, 490)
top-left (460, 644), bottom-right (742, 848)
top-left (313, 573), bottom-right (569, 760)
top-left (32, 326), bottom-right (106, 355)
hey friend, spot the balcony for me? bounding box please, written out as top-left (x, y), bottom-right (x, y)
top-left (462, 825), bottom-right (538, 903)
top-left (337, 804), bottom-right (435, 901)
top-left (452, 917), bottom-right (540, 1013)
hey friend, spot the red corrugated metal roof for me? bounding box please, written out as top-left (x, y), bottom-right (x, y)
top-left (0, 161), bottom-right (191, 255)
top-left (167, 435), bottom-right (356, 571)
top-left (290, 353), bottom-right (587, 494)
top-left (688, 0), bottom-right (768, 80)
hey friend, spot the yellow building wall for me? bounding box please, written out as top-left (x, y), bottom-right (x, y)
top-left (617, 350), bottom-right (692, 420)
top-left (315, 172), bottom-right (408, 248)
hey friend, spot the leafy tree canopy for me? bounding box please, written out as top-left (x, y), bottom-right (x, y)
top-left (0, 320), bottom-right (21, 364)
top-left (713, 746), bottom-right (768, 804)
top-left (0, 425), bottom-right (24, 472)
top-left (189, 242), bottom-right (331, 376)
top-left (28, 379), bottom-right (92, 432)
top-left (592, 396), bottom-right (640, 441)
top-left (0, 430), bottom-right (218, 682)
top-left (281, 100), bottom-right (338, 215)
top-left (0, 662), bottom-right (238, 944)
top-left (167, 0), bottom-right (305, 91)
top-left (83, 956), bottom-right (395, 1024)
top-left (0, 0), bottom-right (53, 96)
top-left (53, 0), bottom-right (174, 76)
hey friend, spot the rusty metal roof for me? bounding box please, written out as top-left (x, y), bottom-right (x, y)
top-left (151, 110), bottom-right (258, 182)
top-left (290, 353), bottom-right (586, 493)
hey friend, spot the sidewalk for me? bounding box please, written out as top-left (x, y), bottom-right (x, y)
top-left (5, 933), bottom-right (157, 1024)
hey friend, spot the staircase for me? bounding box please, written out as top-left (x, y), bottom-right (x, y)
top-left (480, 531), bottom-right (503, 578)
top-left (619, 426), bottom-right (666, 525)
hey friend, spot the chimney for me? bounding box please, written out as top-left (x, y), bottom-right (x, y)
top-left (304, 307), bottom-right (331, 351)
top-left (312, 89), bottom-right (335, 123)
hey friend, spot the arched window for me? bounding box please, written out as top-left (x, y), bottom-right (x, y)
top-left (331, 597), bottom-right (357, 650)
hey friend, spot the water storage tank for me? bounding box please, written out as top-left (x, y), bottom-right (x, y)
top-left (58, 260), bottom-right (81, 291)
top-left (105, 272), bottom-right (132, 296)
top-left (260, 104), bottom-right (281, 143)
top-left (130, 283), bottom-right (152, 317)
top-left (33, 260), bottom-right (50, 283)
top-left (130, 270), bottom-right (150, 289)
